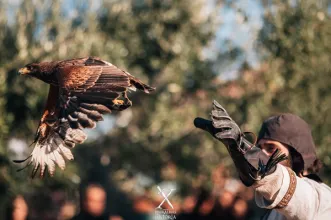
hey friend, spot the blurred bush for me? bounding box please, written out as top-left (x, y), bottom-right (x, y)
top-left (1, 0), bottom-right (331, 219)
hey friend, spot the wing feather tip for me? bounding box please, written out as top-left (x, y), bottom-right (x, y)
top-left (15, 130), bottom-right (79, 178)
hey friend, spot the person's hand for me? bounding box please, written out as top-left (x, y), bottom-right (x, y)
top-left (194, 100), bottom-right (288, 187)
top-left (194, 100), bottom-right (242, 147)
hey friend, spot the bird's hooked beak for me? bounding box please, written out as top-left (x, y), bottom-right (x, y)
top-left (18, 67), bottom-right (30, 75)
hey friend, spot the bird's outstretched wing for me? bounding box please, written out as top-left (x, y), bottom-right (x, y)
top-left (55, 57), bottom-right (155, 129)
top-left (15, 58), bottom-right (155, 177)
top-left (14, 85), bottom-right (87, 177)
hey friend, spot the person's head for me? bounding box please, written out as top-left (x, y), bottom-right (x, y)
top-left (58, 201), bottom-right (76, 220)
top-left (199, 196), bottom-right (215, 216)
top-left (232, 197), bottom-right (248, 219)
top-left (257, 113), bottom-right (322, 178)
top-left (82, 184), bottom-right (106, 217)
top-left (218, 190), bottom-right (235, 209)
top-left (181, 195), bottom-right (197, 213)
top-left (6, 195), bottom-right (29, 220)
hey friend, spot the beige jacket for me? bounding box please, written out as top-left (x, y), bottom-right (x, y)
top-left (254, 164), bottom-right (331, 220)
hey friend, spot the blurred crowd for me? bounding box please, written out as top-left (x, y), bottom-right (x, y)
top-left (4, 164), bottom-right (263, 220)
top-left (175, 165), bottom-right (257, 220)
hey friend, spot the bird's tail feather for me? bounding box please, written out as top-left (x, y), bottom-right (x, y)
top-left (14, 122), bottom-right (87, 178)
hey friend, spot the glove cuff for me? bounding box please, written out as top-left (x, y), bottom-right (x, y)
top-left (237, 132), bottom-right (257, 154)
top-left (226, 137), bottom-right (288, 187)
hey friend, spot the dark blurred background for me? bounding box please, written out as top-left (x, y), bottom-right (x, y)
top-left (1, 0), bottom-right (331, 219)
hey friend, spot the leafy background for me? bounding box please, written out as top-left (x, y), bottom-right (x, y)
top-left (0, 0), bottom-right (331, 219)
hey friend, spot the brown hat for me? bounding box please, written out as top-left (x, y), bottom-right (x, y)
top-left (257, 113), bottom-right (317, 171)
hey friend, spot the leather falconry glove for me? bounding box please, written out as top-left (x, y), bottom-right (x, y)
top-left (194, 100), bottom-right (288, 187)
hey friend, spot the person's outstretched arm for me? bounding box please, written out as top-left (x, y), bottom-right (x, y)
top-left (194, 100), bottom-right (331, 219)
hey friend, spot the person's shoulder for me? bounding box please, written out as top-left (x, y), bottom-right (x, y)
top-left (319, 182), bottom-right (331, 192)
top-left (302, 176), bottom-right (331, 192)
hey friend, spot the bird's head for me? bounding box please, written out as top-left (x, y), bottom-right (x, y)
top-left (19, 61), bottom-right (57, 80)
top-left (18, 63), bottom-right (41, 76)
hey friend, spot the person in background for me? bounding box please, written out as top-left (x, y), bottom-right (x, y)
top-left (71, 184), bottom-right (109, 220)
top-left (58, 201), bottom-right (76, 220)
top-left (109, 216), bottom-right (123, 220)
top-left (5, 195), bottom-right (29, 220)
top-left (132, 195), bottom-right (155, 220)
top-left (232, 196), bottom-right (248, 220)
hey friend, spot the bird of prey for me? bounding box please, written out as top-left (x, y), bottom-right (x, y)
top-left (15, 57), bottom-right (155, 177)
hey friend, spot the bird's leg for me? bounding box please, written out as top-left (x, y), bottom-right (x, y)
top-left (123, 92), bottom-right (132, 106)
top-left (59, 89), bottom-right (71, 119)
top-left (38, 123), bottom-right (49, 138)
top-left (60, 89), bottom-right (71, 108)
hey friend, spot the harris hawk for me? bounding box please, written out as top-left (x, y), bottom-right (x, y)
top-left (15, 57), bottom-right (155, 177)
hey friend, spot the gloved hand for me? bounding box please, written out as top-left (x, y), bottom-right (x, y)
top-left (194, 100), bottom-right (252, 154)
top-left (194, 100), bottom-right (288, 186)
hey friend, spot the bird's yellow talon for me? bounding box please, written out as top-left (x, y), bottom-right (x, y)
top-left (113, 99), bottom-right (124, 105)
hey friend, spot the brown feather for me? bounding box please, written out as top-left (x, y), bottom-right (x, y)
top-left (80, 103), bottom-right (112, 114)
top-left (78, 106), bottom-right (104, 121)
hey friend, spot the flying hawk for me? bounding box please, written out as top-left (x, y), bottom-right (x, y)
top-left (15, 57), bottom-right (155, 177)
